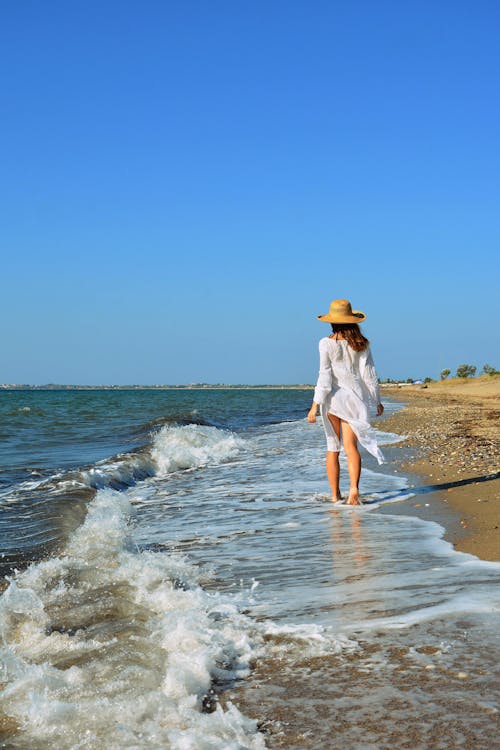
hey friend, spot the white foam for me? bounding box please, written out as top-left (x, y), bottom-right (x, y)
top-left (349, 591), bottom-right (500, 632)
top-left (0, 424), bottom-right (244, 509)
top-left (76, 424), bottom-right (243, 490)
top-left (261, 621), bottom-right (359, 658)
top-left (127, 415), bottom-right (500, 641)
top-left (0, 489), bottom-right (265, 749)
top-left (151, 424), bottom-right (244, 476)
top-left (374, 428), bottom-right (407, 445)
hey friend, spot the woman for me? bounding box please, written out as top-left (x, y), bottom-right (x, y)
top-left (307, 299), bottom-right (385, 506)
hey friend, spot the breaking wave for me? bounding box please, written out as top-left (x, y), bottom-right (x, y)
top-left (0, 424), bottom-right (244, 575)
top-left (0, 488), bottom-right (265, 749)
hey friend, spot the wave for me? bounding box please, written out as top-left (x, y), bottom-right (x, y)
top-left (0, 489), bottom-right (265, 749)
top-left (1, 424), bottom-right (244, 502)
top-left (72, 424), bottom-right (243, 491)
top-left (131, 412), bottom-right (216, 438)
top-left (0, 424), bottom-right (244, 576)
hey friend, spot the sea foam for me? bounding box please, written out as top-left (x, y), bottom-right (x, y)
top-left (0, 488), bottom-right (264, 749)
top-left (0, 423), bottom-right (244, 505)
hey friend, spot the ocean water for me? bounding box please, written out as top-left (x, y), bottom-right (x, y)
top-left (0, 389), bottom-right (498, 749)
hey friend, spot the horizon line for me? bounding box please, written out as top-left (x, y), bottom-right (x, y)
top-left (0, 383), bottom-right (314, 390)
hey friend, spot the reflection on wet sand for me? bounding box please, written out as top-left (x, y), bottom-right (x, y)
top-left (329, 508), bottom-right (371, 568)
top-left (328, 508), bottom-right (371, 594)
top-left (226, 508), bottom-right (500, 749)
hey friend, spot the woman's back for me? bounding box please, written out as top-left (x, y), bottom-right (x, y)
top-left (317, 336), bottom-right (380, 406)
top-left (309, 298), bottom-right (385, 501)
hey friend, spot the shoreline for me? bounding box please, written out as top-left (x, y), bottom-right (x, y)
top-left (1, 385), bottom-right (314, 391)
top-left (378, 377), bottom-right (499, 562)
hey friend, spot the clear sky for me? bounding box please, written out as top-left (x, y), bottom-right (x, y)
top-left (2, 0), bottom-right (499, 384)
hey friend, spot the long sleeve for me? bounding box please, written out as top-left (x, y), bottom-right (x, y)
top-left (313, 339), bottom-right (333, 404)
top-left (359, 346), bottom-right (381, 404)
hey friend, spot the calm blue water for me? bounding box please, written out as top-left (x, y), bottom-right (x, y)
top-left (0, 389), bottom-right (498, 750)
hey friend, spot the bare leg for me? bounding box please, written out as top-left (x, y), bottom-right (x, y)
top-left (341, 420), bottom-right (361, 505)
top-left (326, 414), bottom-right (342, 502)
top-left (326, 451), bottom-right (341, 501)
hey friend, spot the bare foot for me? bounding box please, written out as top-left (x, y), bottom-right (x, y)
top-left (347, 488), bottom-right (361, 506)
top-left (331, 495), bottom-right (343, 504)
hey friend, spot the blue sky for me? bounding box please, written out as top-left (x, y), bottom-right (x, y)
top-left (2, 1), bottom-right (499, 384)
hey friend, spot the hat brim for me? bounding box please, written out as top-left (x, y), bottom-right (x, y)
top-left (317, 311), bottom-right (366, 323)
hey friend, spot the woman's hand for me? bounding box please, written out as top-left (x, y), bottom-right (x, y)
top-left (308, 406), bottom-right (318, 423)
top-left (376, 402), bottom-right (384, 416)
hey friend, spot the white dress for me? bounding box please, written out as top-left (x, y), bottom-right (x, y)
top-left (313, 337), bottom-right (385, 464)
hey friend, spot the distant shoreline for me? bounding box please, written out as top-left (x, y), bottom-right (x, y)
top-left (0, 384), bottom-right (314, 391)
top-left (2, 377), bottom-right (494, 392)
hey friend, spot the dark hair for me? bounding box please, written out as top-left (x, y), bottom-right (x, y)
top-left (330, 323), bottom-right (369, 352)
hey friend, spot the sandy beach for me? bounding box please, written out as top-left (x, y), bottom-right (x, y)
top-left (379, 375), bottom-right (499, 561)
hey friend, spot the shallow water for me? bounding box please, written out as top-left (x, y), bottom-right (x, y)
top-left (0, 390), bottom-right (498, 749)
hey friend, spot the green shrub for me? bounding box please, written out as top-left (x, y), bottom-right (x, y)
top-left (456, 364), bottom-right (476, 378)
top-left (482, 364), bottom-right (498, 376)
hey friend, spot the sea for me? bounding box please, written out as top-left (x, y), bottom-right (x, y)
top-left (0, 389), bottom-right (498, 750)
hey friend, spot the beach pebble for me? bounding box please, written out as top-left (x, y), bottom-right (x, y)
top-left (457, 672), bottom-right (468, 679)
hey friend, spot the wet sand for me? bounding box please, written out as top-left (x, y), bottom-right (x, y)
top-left (225, 377), bottom-right (500, 749)
top-left (224, 620), bottom-right (499, 749)
top-left (379, 376), bottom-right (499, 561)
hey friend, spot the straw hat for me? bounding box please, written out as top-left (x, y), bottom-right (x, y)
top-left (317, 299), bottom-right (366, 323)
